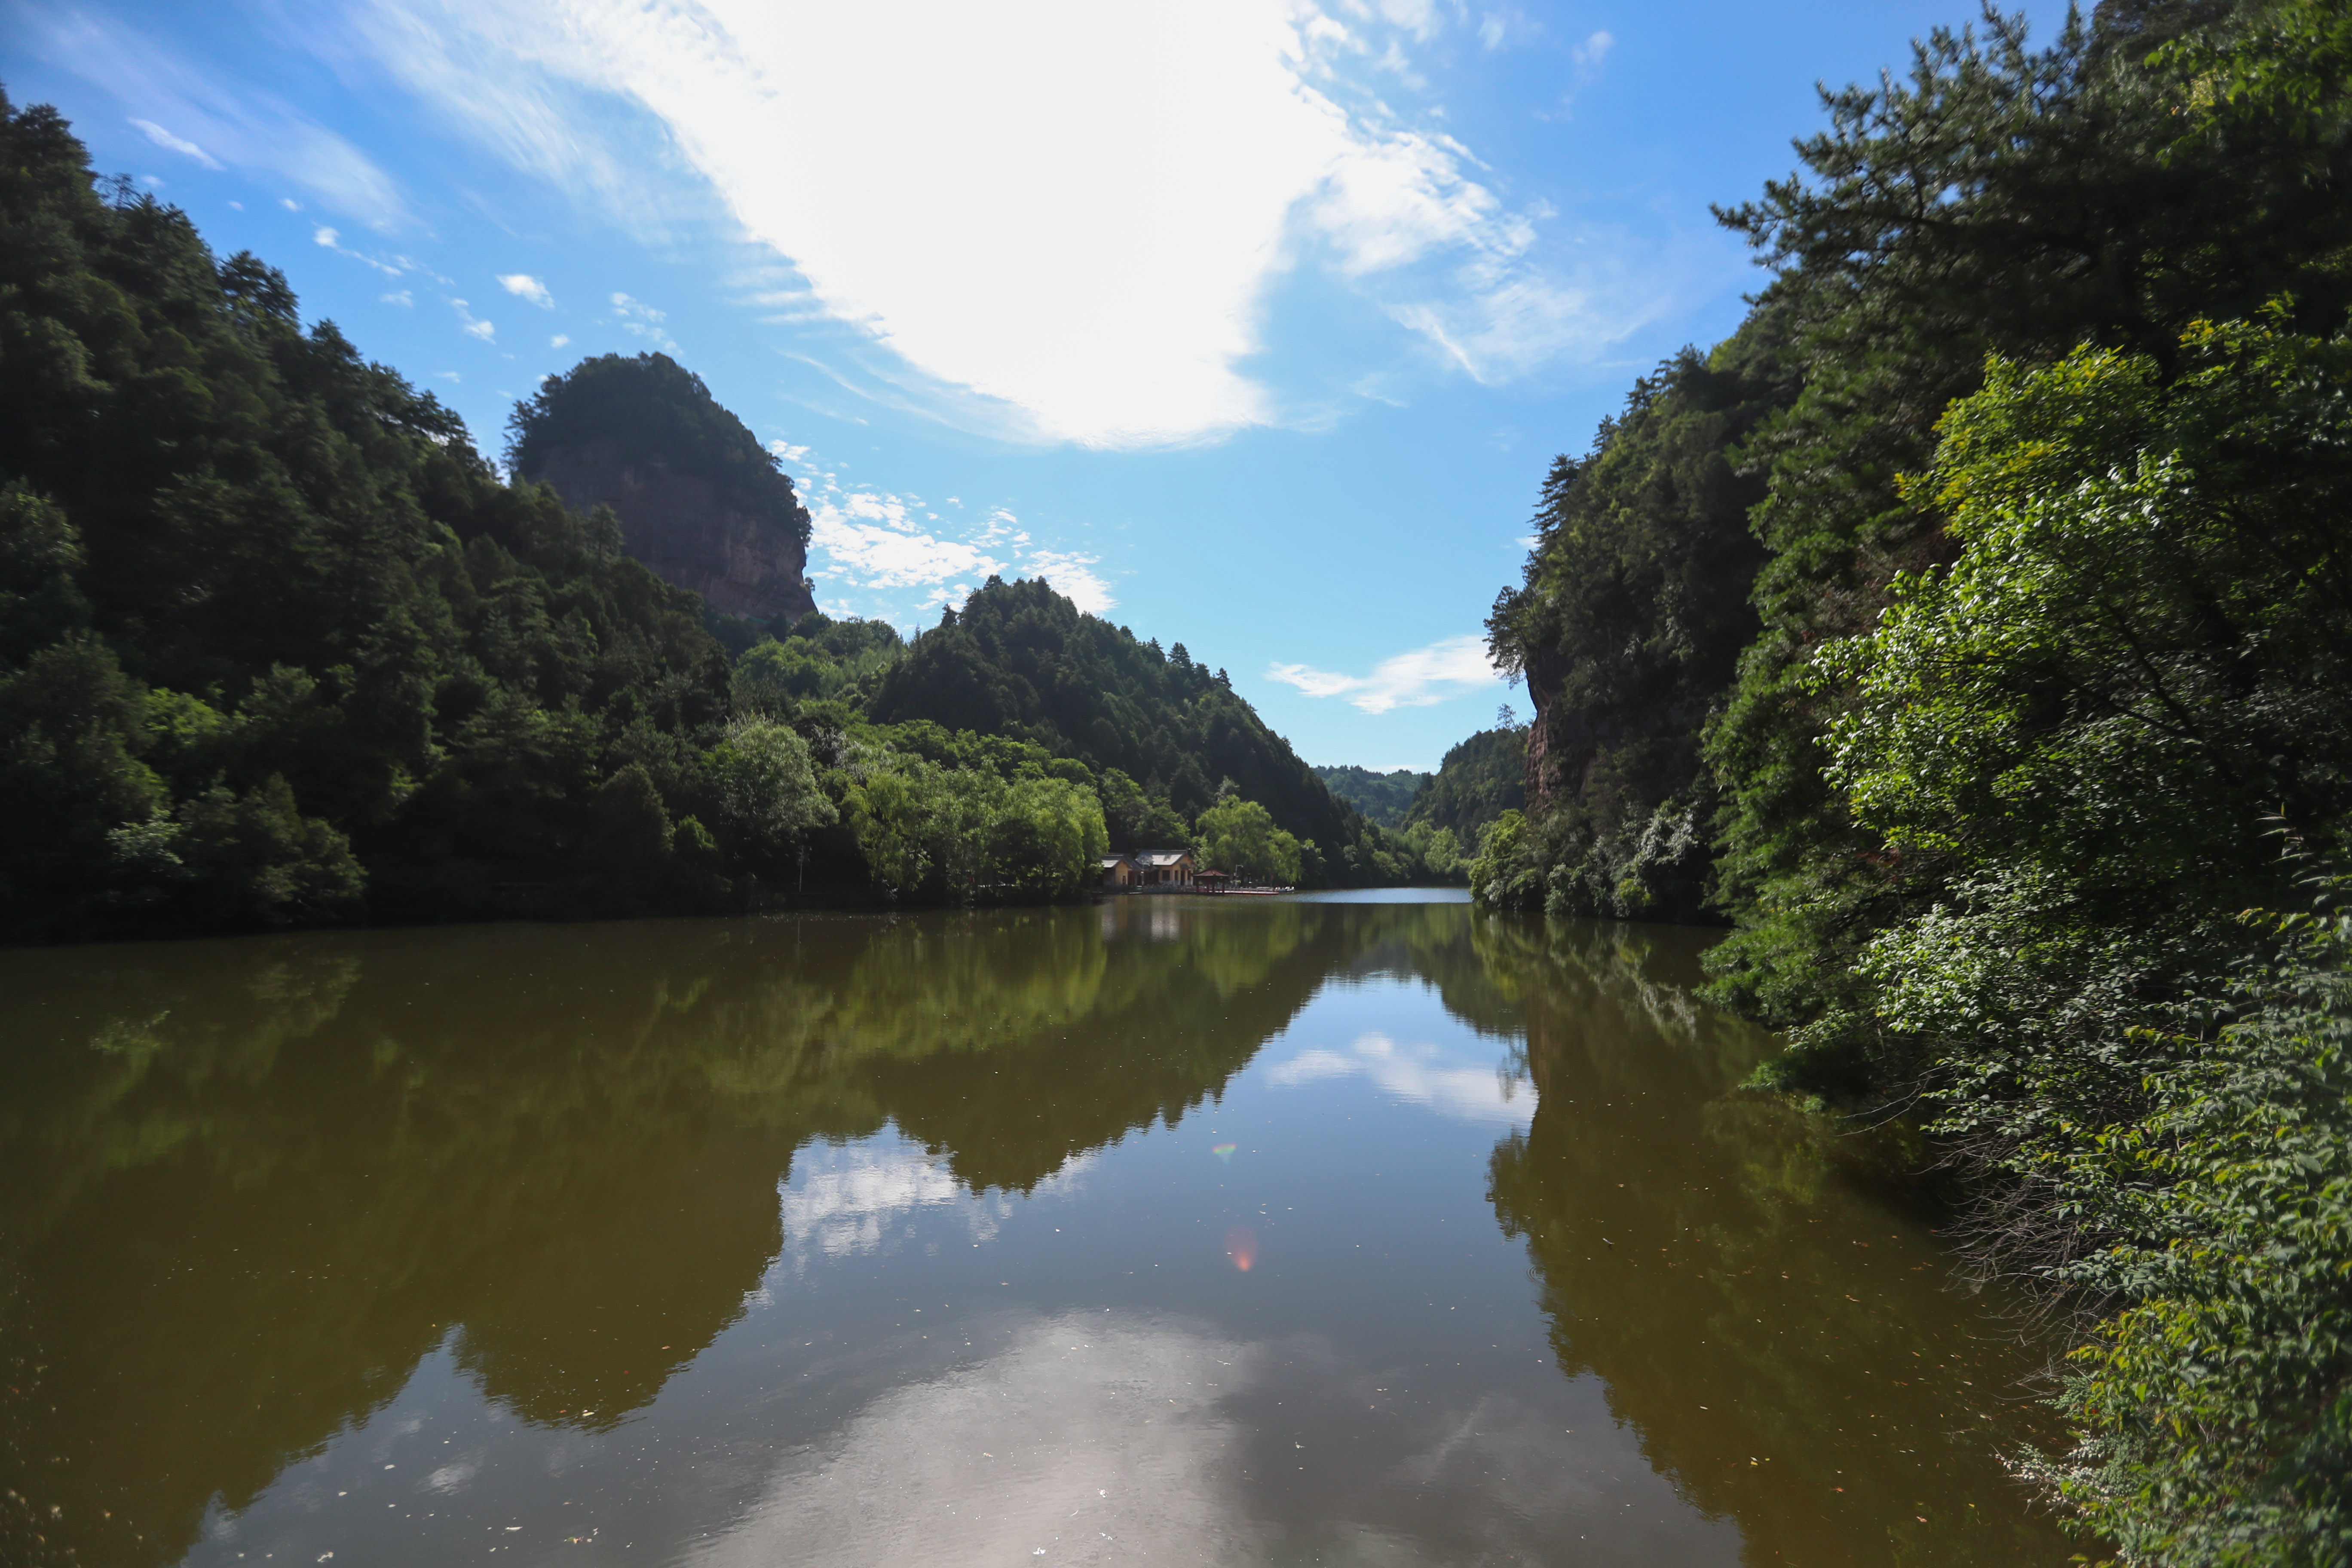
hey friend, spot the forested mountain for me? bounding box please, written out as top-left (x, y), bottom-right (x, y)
top-left (0, 90), bottom-right (744, 939)
top-left (0, 90), bottom-right (1422, 937)
top-left (1476, 3), bottom-right (2352, 1558)
top-left (1313, 764), bottom-right (1428, 828)
top-left (867, 577), bottom-right (1415, 877)
top-left (1400, 727), bottom-right (1525, 841)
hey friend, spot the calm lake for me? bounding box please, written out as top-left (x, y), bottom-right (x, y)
top-left (0, 893), bottom-right (2079, 1567)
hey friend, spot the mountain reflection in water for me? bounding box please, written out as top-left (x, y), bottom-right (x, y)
top-left (0, 899), bottom-right (2077, 1567)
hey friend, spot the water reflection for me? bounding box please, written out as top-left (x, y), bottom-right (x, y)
top-left (1482, 917), bottom-right (2068, 1565)
top-left (0, 900), bottom-right (2077, 1567)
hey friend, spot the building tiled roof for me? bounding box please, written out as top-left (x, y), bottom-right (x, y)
top-left (1137, 850), bottom-right (1192, 867)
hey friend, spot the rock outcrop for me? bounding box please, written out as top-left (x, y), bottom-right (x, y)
top-left (533, 444), bottom-right (816, 623)
top-left (510, 352), bottom-right (819, 624)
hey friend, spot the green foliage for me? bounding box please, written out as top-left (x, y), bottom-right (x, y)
top-left (1402, 726), bottom-right (1527, 840)
top-left (1767, 316), bottom-right (2352, 1102)
top-left (2153, 0), bottom-right (2352, 152)
top-left (1466, 809), bottom-right (1536, 910)
top-left (1313, 763), bottom-right (1428, 828)
top-left (508, 352), bottom-right (812, 542)
top-left (1096, 766), bottom-right (1191, 851)
top-left (732, 612), bottom-right (903, 710)
top-left (1483, 331), bottom-right (1787, 922)
top-left (0, 90), bottom-right (749, 935)
top-left (1700, 0), bottom-right (2352, 1022)
top-left (868, 576), bottom-right (1407, 885)
top-left (833, 750), bottom-right (1107, 903)
top-left (1394, 821), bottom-right (1464, 879)
top-left (1193, 797), bottom-right (1301, 885)
top-left (704, 719), bottom-right (835, 861)
top-left (2008, 888), bottom-right (2352, 1568)
top-left (1761, 312), bottom-right (2352, 1558)
top-left (160, 773), bottom-right (366, 926)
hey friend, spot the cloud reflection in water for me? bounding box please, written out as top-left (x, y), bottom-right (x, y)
top-left (1268, 1031), bottom-right (1531, 1127)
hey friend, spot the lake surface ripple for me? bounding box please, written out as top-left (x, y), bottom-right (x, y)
top-left (0, 895), bottom-right (2076, 1566)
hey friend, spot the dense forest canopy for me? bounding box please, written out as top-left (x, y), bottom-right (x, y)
top-left (508, 351), bottom-right (813, 539)
top-left (0, 89), bottom-right (738, 937)
top-left (1476, 1), bottom-right (2352, 1559)
top-left (1313, 763), bottom-right (1428, 828)
top-left (864, 576), bottom-right (1420, 878)
top-left (1400, 726), bottom-right (1526, 841)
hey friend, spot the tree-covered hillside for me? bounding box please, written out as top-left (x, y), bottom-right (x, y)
top-left (1312, 764), bottom-right (1428, 828)
top-left (0, 90), bottom-right (750, 939)
top-left (1402, 727), bottom-right (1525, 840)
top-left (1476, 2), bottom-right (2352, 1557)
top-left (0, 90), bottom-right (1425, 937)
top-left (1483, 329), bottom-right (1785, 921)
top-left (867, 577), bottom-right (1418, 880)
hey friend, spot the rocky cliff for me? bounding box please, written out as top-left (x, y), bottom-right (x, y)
top-left (509, 352), bottom-right (819, 625)
top-left (532, 444), bottom-right (816, 622)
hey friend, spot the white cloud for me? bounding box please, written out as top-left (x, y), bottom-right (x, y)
top-left (1558, 28), bottom-right (1616, 109)
top-left (1266, 633), bottom-right (1500, 714)
top-left (810, 490), bottom-right (1007, 600)
top-left (790, 456), bottom-right (1111, 622)
top-left (1269, 1031), bottom-right (1531, 1126)
top-left (313, 224), bottom-right (406, 276)
top-left (609, 291), bottom-right (677, 351)
top-left (1023, 550), bottom-right (1115, 615)
top-left (497, 272), bottom-right (555, 307)
top-left (550, 332), bottom-right (571, 349)
top-left (351, 0), bottom-right (1638, 447)
top-left (130, 116), bottom-right (222, 168)
top-left (450, 297), bottom-right (496, 341)
top-left (381, 288), bottom-right (414, 306)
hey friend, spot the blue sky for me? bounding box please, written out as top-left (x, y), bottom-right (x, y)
top-left (5, 0), bottom-right (2049, 771)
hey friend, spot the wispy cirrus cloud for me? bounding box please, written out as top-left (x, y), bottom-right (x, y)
top-left (24, 7), bottom-right (407, 226)
top-left (130, 116), bottom-right (221, 168)
top-left (1268, 633), bottom-right (1500, 714)
top-left (312, 224), bottom-right (406, 277)
top-left (344, 0), bottom-right (1665, 447)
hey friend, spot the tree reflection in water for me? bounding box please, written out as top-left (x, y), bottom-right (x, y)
top-left (0, 901), bottom-right (2073, 1567)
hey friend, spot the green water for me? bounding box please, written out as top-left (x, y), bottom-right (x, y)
top-left (0, 895), bottom-right (2079, 1566)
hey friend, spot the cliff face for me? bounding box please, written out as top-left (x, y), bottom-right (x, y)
top-left (532, 444), bottom-right (817, 623)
